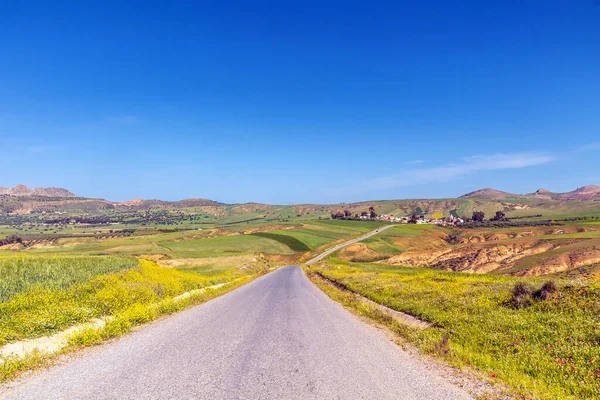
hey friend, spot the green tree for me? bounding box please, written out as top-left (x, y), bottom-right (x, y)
top-left (369, 206), bottom-right (377, 219)
top-left (491, 211), bottom-right (506, 221)
top-left (472, 211), bottom-right (485, 222)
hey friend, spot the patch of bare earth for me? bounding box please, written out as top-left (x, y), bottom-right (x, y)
top-left (519, 246), bottom-right (600, 276)
top-left (386, 239), bottom-right (559, 274)
top-left (138, 254), bottom-right (169, 262)
top-left (337, 243), bottom-right (389, 263)
top-left (158, 254), bottom-right (255, 268)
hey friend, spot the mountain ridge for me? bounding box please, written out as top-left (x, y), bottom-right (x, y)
top-left (2, 184), bottom-right (599, 204)
top-left (461, 185), bottom-right (600, 201)
top-left (0, 185), bottom-right (76, 198)
top-left (459, 188), bottom-right (520, 199)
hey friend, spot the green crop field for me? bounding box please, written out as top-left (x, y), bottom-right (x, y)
top-left (246, 220), bottom-right (389, 252)
top-left (268, 227), bottom-right (351, 249)
top-left (157, 234), bottom-right (295, 258)
top-left (349, 224), bottom-right (436, 256)
top-left (0, 255), bottom-right (137, 302)
top-left (310, 219), bottom-right (388, 232)
top-left (250, 232), bottom-right (310, 252)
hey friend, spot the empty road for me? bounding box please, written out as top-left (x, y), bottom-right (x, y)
top-left (1, 267), bottom-right (471, 400)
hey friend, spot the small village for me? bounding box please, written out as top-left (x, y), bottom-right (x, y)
top-left (372, 213), bottom-right (464, 226)
top-left (331, 208), bottom-right (465, 226)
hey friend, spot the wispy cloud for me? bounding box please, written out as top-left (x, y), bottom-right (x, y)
top-left (346, 152), bottom-right (555, 193)
top-left (404, 159), bottom-right (424, 165)
top-left (108, 115), bottom-right (139, 124)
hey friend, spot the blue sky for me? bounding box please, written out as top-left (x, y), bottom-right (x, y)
top-left (1, 1), bottom-right (599, 204)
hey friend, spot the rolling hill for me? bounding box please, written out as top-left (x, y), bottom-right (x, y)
top-left (462, 186), bottom-right (600, 201)
top-left (0, 184), bottom-right (599, 221)
top-left (0, 185), bottom-right (76, 198)
top-left (460, 188), bottom-right (519, 200)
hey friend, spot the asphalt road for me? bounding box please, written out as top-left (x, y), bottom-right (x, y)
top-left (305, 224), bottom-right (395, 265)
top-left (1, 267), bottom-right (471, 400)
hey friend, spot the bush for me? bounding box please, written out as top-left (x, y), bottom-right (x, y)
top-left (511, 282), bottom-right (533, 309)
top-left (534, 281), bottom-right (557, 301)
top-left (445, 232), bottom-right (461, 244)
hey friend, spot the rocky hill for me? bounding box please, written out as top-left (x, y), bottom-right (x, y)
top-left (462, 185), bottom-right (600, 201)
top-left (1, 183), bottom-right (598, 216)
top-left (116, 198), bottom-right (224, 209)
top-left (555, 185), bottom-right (600, 201)
top-left (460, 188), bottom-right (519, 199)
top-left (0, 185), bottom-right (76, 198)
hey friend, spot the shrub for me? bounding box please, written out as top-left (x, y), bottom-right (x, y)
top-left (445, 232), bottom-right (461, 244)
top-left (511, 282), bottom-right (533, 309)
top-left (534, 280), bottom-right (557, 301)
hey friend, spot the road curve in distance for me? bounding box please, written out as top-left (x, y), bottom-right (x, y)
top-left (305, 224), bottom-right (395, 265)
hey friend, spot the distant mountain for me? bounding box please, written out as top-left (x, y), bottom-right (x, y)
top-left (0, 184), bottom-right (76, 198)
top-left (461, 185), bottom-right (600, 201)
top-left (460, 188), bottom-right (520, 200)
top-left (2, 183), bottom-right (599, 217)
top-left (116, 198), bottom-right (224, 209)
top-left (555, 185), bottom-right (600, 201)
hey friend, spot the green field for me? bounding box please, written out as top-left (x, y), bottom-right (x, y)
top-left (13, 220), bottom-right (382, 265)
top-left (359, 225), bottom-right (434, 253)
top-left (309, 262), bottom-right (600, 399)
top-left (254, 220), bottom-right (389, 250)
top-left (0, 255), bottom-right (137, 302)
top-left (250, 232), bottom-right (311, 252)
top-left (0, 259), bottom-right (241, 347)
top-left (157, 234), bottom-right (295, 258)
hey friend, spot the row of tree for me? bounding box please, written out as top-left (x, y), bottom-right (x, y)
top-left (330, 209), bottom-right (509, 223)
top-left (470, 211), bottom-right (506, 222)
top-left (331, 207), bottom-right (378, 220)
top-left (0, 235), bottom-right (23, 246)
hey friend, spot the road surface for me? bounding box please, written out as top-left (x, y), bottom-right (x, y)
top-left (1, 267), bottom-right (470, 400)
top-left (305, 224), bottom-right (395, 265)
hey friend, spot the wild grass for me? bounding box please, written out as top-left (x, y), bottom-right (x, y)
top-left (0, 275), bottom-right (254, 383)
top-left (0, 260), bottom-right (237, 346)
top-left (308, 262), bottom-right (600, 400)
top-left (0, 255), bottom-right (137, 302)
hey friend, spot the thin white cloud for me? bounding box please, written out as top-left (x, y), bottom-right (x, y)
top-left (108, 115), bottom-right (139, 124)
top-left (404, 159), bottom-right (424, 165)
top-left (347, 152), bottom-right (555, 193)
